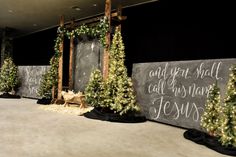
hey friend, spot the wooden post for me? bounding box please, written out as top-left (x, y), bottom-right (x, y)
top-left (51, 56), bottom-right (56, 102)
top-left (57, 16), bottom-right (64, 100)
top-left (117, 5), bottom-right (122, 31)
top-left (69, 21), bottom-right (75, 90)
top-left (114, 4), bottom-right (127, 31)
top-left (52, 86), bottom-right (55, 99)
top-left (102, 0), bottom-right (111, 80)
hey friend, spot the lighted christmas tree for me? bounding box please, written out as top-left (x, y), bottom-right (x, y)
top-left (0, 57), bottom-right (19, 94)
top-left (219, 64), bottom-right (236, 147)
top-left (200, 83), bottom-right (221, 137)
top-left (38, 56), bottom-right (59, 99)
top-left (102, 27), bottom-right (140, 115)
top-left (38, 71), bottom-right (52, 99)
top-left (85, 68), bottom-right (104, 108)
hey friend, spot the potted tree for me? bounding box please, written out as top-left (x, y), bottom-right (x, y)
top-left (37, 56), bottom-right (59, 104)
top-left (84, 27), bottom-right (146, 122)
top-left (0, 57), bottom-right (20, 98)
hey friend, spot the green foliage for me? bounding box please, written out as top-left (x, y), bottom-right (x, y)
top-left (54, 16), bottom-right (109, 55)
top-left (102, 27), bottom-right (140, 115)
top-left (84, 69), bottom-right (104, 107)
top-left (0, 57), bottom-right (19, 93)
top-left (84, 27), bottom-right (140, 115)
top-left (37, 71), bottom-right (52, 99)
top-left (200, 83), bottom-right (221, 136)
top-left (38, 56), bottom-right (59, 98)
top-left (219, 64), bottom-right (236, 147)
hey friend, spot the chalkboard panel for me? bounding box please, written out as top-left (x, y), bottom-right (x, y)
top-left (17, 66), bottom-right (50, 98)
top-left (132, 58), bottom-right (236, 130)
top-left (73, 38), bottom-right (103, 92)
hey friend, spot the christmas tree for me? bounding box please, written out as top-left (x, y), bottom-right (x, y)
top-left (102, 27), bottom-right (140, 115)
top-left (0, 57), bottom-right (19, 93)
top-left (219, 64), bottom-right (236, 147)
top-left (38, 56), bottom-right (59, 99)
top-left (38, 71), bottom-right (52, 99)
top-left (200, 83), bottom-right (221, 137)
top-left (85, 68), bottom-right (104, 108)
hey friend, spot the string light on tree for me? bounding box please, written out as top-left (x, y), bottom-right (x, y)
top-left (200, 83), bottom-right (221, 137)
top-left (84, 69), bottom-right (105, 108)
top-left (102, 27), bottom-right (140, 115)
top-left (219, 64), bottom-right (236, 147)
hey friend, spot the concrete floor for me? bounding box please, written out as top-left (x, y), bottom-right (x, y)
top-left (0, 98), bottom-right (229, 157)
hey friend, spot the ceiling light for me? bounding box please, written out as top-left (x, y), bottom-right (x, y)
top-left (71, 6), bottom-right (81, 11)
top-left (93, 4), bottom-right (97, 7)
top-left (8, 9), bottom-right (13, 13)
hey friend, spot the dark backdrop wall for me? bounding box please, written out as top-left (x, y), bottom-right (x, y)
top-left (12, 0), bottom-right (235, 77)
top-left (122, 0), bottom-right (235, 75)
top-left (13, 27), bottom-right (57, 65)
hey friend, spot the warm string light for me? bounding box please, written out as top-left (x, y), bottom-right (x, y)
top-left (84, 27), bottom-right (140, 115)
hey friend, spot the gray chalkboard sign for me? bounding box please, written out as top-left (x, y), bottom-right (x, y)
top-left (73, 38), bottom-right (103, 92)
top-left (132, 58), bottom-right (236, 130)
top-left (17, 66), bottom-right (50, 98)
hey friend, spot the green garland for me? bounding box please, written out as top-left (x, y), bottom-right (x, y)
top-left (54, 16), bottom-right (109, 55)
top-left (38, 16), bottom-right (109, 98)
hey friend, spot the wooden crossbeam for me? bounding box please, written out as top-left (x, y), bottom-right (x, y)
top-left (57, 15), bottom-right (64, 100)
top-left (102, 0), bottom-right (111, 80)
top-left (68, 20), bottom-right (75, 91)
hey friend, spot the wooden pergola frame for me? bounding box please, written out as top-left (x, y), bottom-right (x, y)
top-left (56, 0), bottom-right (126, 100)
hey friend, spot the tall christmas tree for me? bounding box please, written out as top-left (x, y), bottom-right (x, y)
top-left (102, 27), bottom-right (140, 115)
top-left (219, 64), bottom-right (236, 147)
top-left (200, 83), bottom-right (221, 137)
top-left (0, 57), bottom-right (19, 93)
top-left (85, 68), bottom-right (104, 108)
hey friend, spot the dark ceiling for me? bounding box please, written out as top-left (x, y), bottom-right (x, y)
top-left (0, 0), bottom-right (157, 38)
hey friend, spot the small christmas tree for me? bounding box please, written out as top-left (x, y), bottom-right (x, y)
top-left (219, 64), bottom-right (236, 147)
top-left (84, 68), bottom-right (104, 108)
top-left (38, 71), bottom-right (52, 99)
top-left (0, 57), bottom-right (19, 94)
top-left (102, 27), bottom-right (140, 115)
top-left (38, 56), bottom-right (59, 99)
top-left (200, 83), bottom-right (221, 137)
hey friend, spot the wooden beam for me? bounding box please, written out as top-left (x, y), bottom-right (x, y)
top-left (69, 21), bottom-right (75, 90)
top-left (112, 5), bottom-right (127, 31)
top-left (57, 16), bottom-right (64, 99)
top-left (102, 0), bottom-right (111, 80)
top-left (117, 5), bottom-right (122, 31)
top-left (64, 11), bottom-right (118, 29)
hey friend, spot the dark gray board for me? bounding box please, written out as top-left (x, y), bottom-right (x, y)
top-left (17, 66), bottom-right (50, 98)
top-left (132, 58), bottom-right (236, 130)
top-left (73, 38), bottom-right (103, 92)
